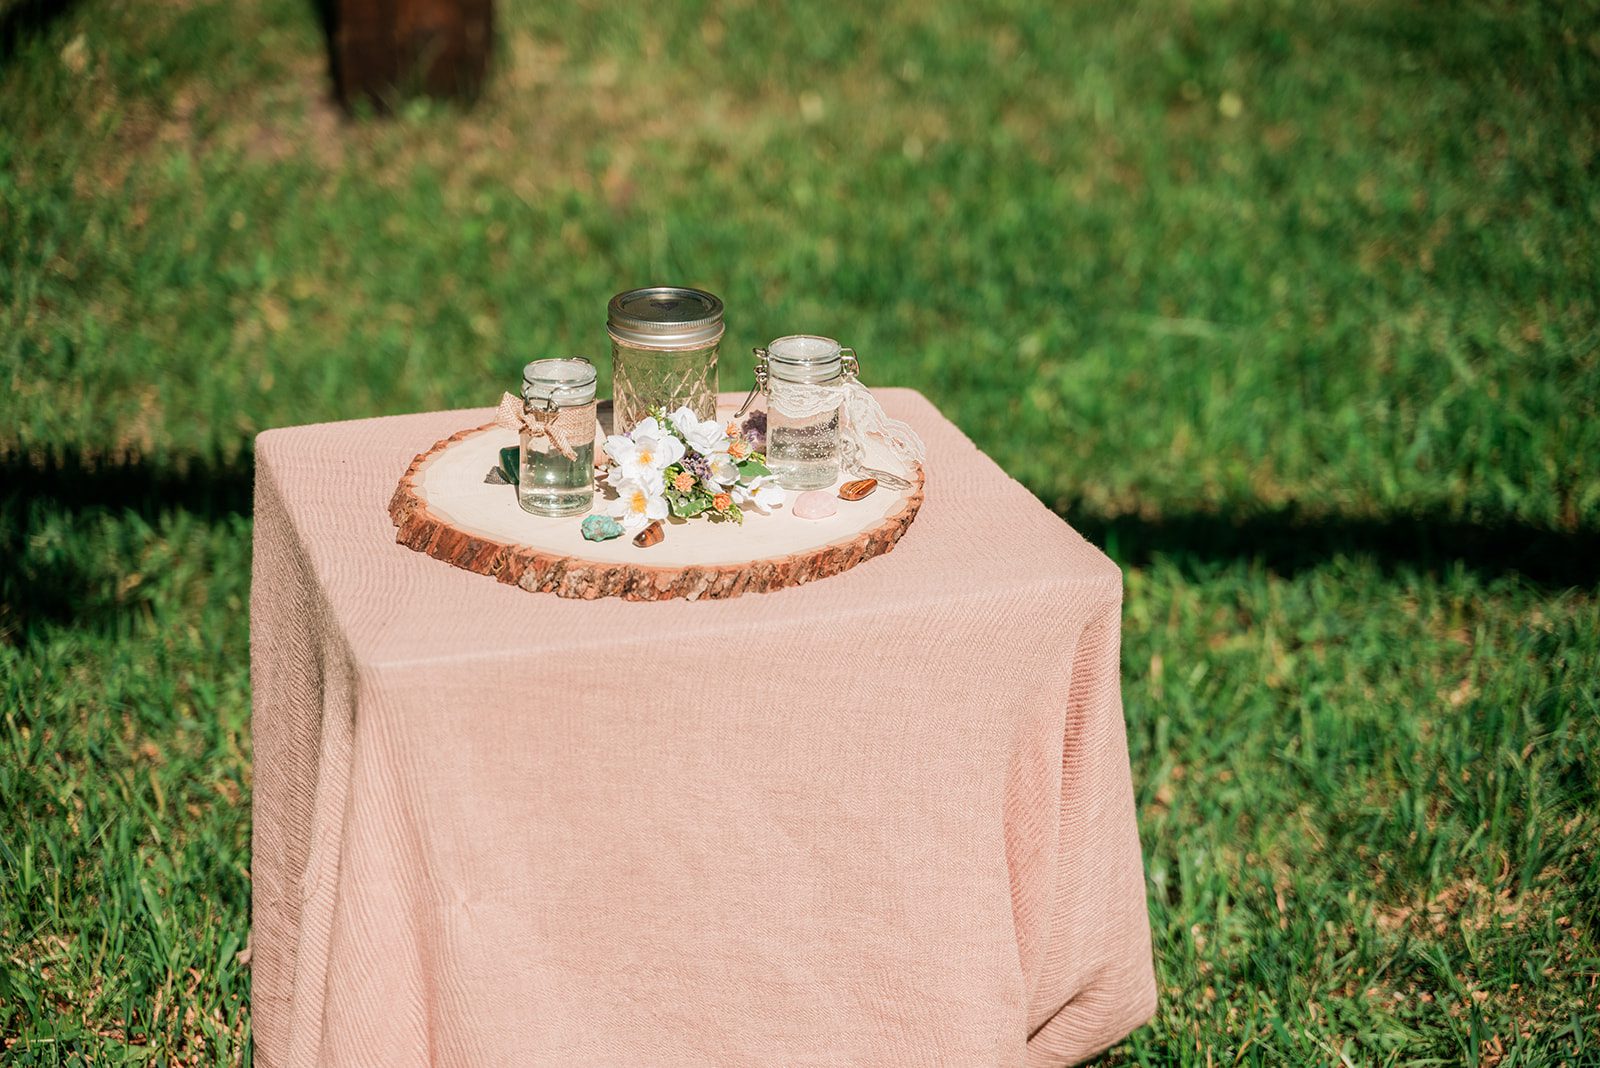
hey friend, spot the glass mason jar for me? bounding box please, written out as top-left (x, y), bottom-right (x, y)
top-left (607, 286), bottom-right (723, 434)
top-left (517, 358), bottom-right (597, 517)
top-left (755, 335), bottom-right (856, 491)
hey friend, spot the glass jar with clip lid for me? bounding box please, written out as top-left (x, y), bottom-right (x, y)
top-left (747, 336), bottom-right (854, 490)
top-left (510, 357), bottom-right (598, 517)
top-left (739, 335), bottom-right (925, 493)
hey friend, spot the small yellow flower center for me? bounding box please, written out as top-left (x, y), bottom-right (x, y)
top-left (637, 447), bottom-right (654, 466)
top-left (629, 490), bottom-right (648, 513)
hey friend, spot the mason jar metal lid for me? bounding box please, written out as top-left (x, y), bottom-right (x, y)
top-left (607, 286), bottom-right (725, 350)
top-left (522, 357), bottom-right (597, 406)
top-left (766, 335), bottom-right (843, 384)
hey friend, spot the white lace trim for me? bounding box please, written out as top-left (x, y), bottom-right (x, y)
top-left (770, 379), bottom-right (926, 477)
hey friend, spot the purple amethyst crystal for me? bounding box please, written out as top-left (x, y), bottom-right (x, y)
top-left (741, 410), bottom-right (768, 451)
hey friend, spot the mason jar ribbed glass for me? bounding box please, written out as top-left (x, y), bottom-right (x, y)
top-left (517, 358), bottom-right (597, 517)
top-left (607, 286), bottom-right (723, 434)
top-left (762, 335), bottom-right (846, 491)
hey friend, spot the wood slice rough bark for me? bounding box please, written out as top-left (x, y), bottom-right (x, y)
top-left (388, 423), bottom-right (925, 601)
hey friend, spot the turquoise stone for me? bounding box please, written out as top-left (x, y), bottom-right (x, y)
top-left (581, 514), bottom-right (624, 542)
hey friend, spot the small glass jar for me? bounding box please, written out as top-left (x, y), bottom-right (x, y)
top-left (755, 335), bottom-right (856, 491)
top-left (608, 286), bottom-right (723, 434)
top-left (517, 358), bottom-right (597, 517)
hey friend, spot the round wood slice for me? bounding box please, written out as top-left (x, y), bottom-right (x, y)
top-left (388, 407), bottom-right (924, 601)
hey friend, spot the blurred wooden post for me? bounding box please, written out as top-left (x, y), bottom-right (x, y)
top-left (327, 0), bottom-right (493, 111)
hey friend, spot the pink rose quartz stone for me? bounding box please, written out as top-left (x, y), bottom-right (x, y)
top-left (791, 491), bottom-right (838, 520)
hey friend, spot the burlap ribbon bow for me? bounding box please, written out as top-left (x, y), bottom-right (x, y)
top-left (495, 392), bottom-right (588, 462)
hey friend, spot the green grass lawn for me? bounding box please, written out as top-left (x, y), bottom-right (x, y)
top-left (3, 0), bottom-right (1597, 1063)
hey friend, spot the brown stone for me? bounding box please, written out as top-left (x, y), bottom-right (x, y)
top-left (839, 478), bottom-right (878, 501)
top-left (632, 520), bottom-right (664, 547)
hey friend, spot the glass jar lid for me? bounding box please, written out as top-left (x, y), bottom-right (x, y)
top-left (522, 358), bottom-right (597, 406)
top-left (766, 335), bottom-right (843, 384)
top-left (607, 286), bottom-right (725, 350)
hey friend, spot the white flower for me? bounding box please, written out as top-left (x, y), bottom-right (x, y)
top-left (732, 476), bottom-right (786, 515)
top-left (701, 452), bottom-right (740, 487)
top-left (609, 477), bottom-right (668, 533)
top-left (603, 419), bottom-right (684, 484)
top-left (667, 406), bottom-right (699, 438)
top-left (669, 406), bottom-right (730, 457)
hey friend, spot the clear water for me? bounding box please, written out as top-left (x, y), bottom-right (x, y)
top-left (769, 412), bottom-right (841, 490)
top-left (519, 438), bottom-right (595, 516)
top-left (611, 342), bottom-right (718, 433)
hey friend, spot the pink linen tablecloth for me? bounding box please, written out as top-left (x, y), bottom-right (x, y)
top-left (250, 388), bottom-right (1155, 1067)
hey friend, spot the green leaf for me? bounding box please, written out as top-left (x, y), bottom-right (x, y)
top-left (737, 459), bottom-right (771, 481)
top-left (499, 446), bottom-right (520, 485)
top-left (671, 495), bottom-right (711, 518)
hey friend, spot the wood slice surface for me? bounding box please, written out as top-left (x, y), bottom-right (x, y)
top-left (388, 416), bottom-right (924, 601)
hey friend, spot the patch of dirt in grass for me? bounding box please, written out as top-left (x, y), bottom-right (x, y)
top-left (1374, 873), bottom-right (1554, 938)
top-left (238, 66), bottom-right (346, 169)
top-left (1366, 863), bottom-right (1600, 1045)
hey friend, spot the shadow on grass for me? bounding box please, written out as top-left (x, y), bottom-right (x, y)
top-left (1062, 501), bottom-right (1597, 591)
top-left (0, 451), bottom-right (251, 645)
top-left (3, 449), bottom-right (254, 519)
top-left (1, 452), bottom-right (1594, 644)
top-left (1, 0), bottom-right (78, 62)
top-left (305, 0), bottom-right (341, 103)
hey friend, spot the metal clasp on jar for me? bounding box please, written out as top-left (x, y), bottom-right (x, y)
top-left (735, 346), bottom-right (772, 417)
top-left (535, 380), bottom-right (593, 412)
top-left (736, 343), bottom-right (858, 417)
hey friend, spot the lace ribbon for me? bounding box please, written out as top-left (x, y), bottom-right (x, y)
top-left (495, 392), bottom-right (594, 462)
top-left (769, 379), bottom-right (926, 477)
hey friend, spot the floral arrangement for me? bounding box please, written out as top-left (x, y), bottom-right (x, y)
top-left (603, 408), bottom-right (780, 533)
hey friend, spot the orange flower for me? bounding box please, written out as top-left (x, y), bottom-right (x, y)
top-left (712, 492), bottom-right (732, 513)
top-left (672, 471), bottom-right (695, 493)
top-left (728, 438), bottom-right (750, 460)
top-left (725, 420), bottom-right (741, 438)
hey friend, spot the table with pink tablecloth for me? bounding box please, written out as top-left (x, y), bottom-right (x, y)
top-left (249, 389), bottom-right (1156, 1067)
